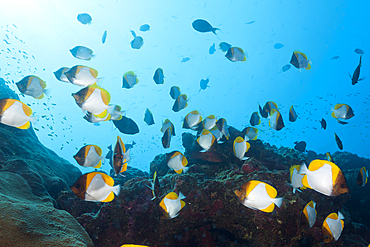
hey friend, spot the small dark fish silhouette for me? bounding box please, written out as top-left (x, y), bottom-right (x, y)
top-left (113, 116), bottom-right (139, 135)
top-left (334, 132), bottom-right (343, 150)
top-left (274, 43), bottom-right (284, 49)
top-left (199, 78), bottom-right (209, 91)
top-left (354, 48), bottom-right (364, 55)
top-left (351, 55), bottom-right (364, 85)
top-left (331, 56), bottom-right (340, 60)
top-left (102, 30), bottom-right (107, 44)
top-left (294, 141), bottom-right (306, 152)
top-left (192, 19), bottom-right (219, 34)
top-left (319, 118), bottom-right (327, 130)
top-left (77, 13), bottom-right (92, 25)
top-left (282, 64), bottom-right (291, 72)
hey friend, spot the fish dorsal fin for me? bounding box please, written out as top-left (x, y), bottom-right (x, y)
top-left (166, 192), bottom-right (179, 200)
top-left (245, 180), bottom-right (260, 197)
top-left (295, 51), bottom-right (307, 60)
top-left (308, 159), bottom-right (326, 171)
top-left (174, 169), bottom-right (182, 174)
top-left (234, 136), bottom-right (244, 143)
top-left (245, 141), bottom-right (251, 151)
top-left (99, 172), bottom-right (115, 187)
top-left (182, 155), bottom-right (188, 167)
top-left (334, 104), bottom-right (344, 110)
top-left (308, 200), bottom-right (315, 208)
top-left (92, 145), bottom-right (102, 156)
top-left (101, 191), bottom-right (115, 202)
top-left (260, 203), bottom-right (275, 213)
top-left (89, 67), bottom-right (99, 78)
top-left (265, 183), bottom-right (277, 198)
top-left (21, 101), bottom-right (33, 116)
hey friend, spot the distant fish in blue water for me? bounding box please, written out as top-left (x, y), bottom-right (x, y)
top-left (274, 43), bottom-right (284, 49)
top-left (216, 118), bottom-right (230, 140)
top-left (161, 119), bottom-right (175, 136)
top-left (153, 68), bottom-right (164, 85)
top-left (113, 116), bottom-right (139, 135)
top-left (334, 132), bottom-right (343, 150)
top-left (282, 64), bottom-right (291, 72)
top-left (130, 30), bottom-right (143, 49)
top-left (319, 118), bottom-right (327, 129)
top-left (294, 141), bottom-right (306, 152)
top-left (356, 167), bottom-right (369, 187)
top-left (183, 110), bottom-right (202, 130)
top-left (70, 172), bottom-right (120, 202)
top-left (77, 13), bottom-right (92, 25)
top-left (249, 112), bottom-right (261, 126)
top-left (74, 145), bottom-right (103, 168)
top-left (192, 19), bottom-right (219, 34)
top-left (70, 46), bottom-right (95, 61)
top-left (246, 21), bottom-right (255, 24)
top-left (161, 126), bottom-right (172, 148)
top-left (289, 105), bottom-right (298, 122)
top-left (169, 86), bottom-right (181, 100)
top-left (209, 43), bottom-right (216, 54)
top-left (290, 51), bottom-right (312, 70)
top-left (122, 71), bottom-right (139, 89)
top-left (219, 42), bottom-right (232, 52)
top-left (258, 102), bottom-right (268, 118)
top-left (16, 75), bottom-right (49, 99)
top-left (54, 67), bottom-right (70, 83)
top-left (331, 104), bottom-right (354, 120)
top-left (331, 56), bottom-right (340, 60)
top-left (225, 47), bottom-right (246, 62)
top-left (102, 30), bottom-right (107, 44)
top-left (350, 55), bottom-right (364, 85)
top-left (357, 167), bottom-right (368, 187)
top-left (354, 48), bottom-right (364, 55)
top-left (140, 24), bottom-right (150, 32)
top-left (65, 65), bottom-right (101, 87)
top-left (242, 127), bottom-right (258, 141)
top-left (172, 94), bottom-right (188, 112)
top-left (199, 78), bottom-right (209, 91)
top-left (144, 108), bottom-right (155, 126)
top-left (181, 57), bottom-right (190, 63)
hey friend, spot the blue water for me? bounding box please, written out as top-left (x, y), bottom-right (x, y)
top-left (0, 0), bottom-right (368, 174)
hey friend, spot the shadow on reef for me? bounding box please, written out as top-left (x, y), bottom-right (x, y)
top-left (57, 125), bottom-right (370, 246)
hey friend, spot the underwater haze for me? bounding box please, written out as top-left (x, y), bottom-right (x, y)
top-left (0, 0), bottom-right (368, 174)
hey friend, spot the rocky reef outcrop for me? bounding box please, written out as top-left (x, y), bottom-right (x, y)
top-left (0, 78), bottom-right (93, 246)
top-left (62, 123), bottom-right (370, 246)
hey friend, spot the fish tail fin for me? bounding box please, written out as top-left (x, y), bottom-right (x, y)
top-left (182, 166), bottom-right (190, 173)
top-left (96, 77), bottom-right (104, 85)
top-left (112, 185), bottom-right (121, 196)
top-left (178, 191), bottom-right (186, 200)
top-left (30, 115), bottom-right (39, 124)
top-left (338, 211), bottom-right (345, 220)
top-left (44, 88), bottom-right (52, 97)
top-left (91, 54), bottom-right (97, 59)
top-left (273, 197), bottom-right (283, 208)
top-left (212, 28), bottom-right (220, 35)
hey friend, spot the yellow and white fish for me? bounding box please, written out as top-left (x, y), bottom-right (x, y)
top-left (197, 129), bottom-right (216, 152)
top-left (166, 151), bottom-right (188, 174)
top-left (289, 165), bottom-right (305, 193)
top-left (70, 172), bottom-right (120, 202)
top-left (331, 104), bottom-right (355, 120)
top-left (53, 67), bottom-right (70, 83)
top-left (0, 99), bottom-right (38, 129)
top-left (290, 51), bottom-right (312, 70)
top-left (210, 125), bottom-right (223, 143)
top-left (112, 136), bottom-right (130, 175)
top-left (65, 65), bottom-right (101, 87)
top-left (160, 119), bottom-right (175, 136)
top-left (269, 109), bottom-right (285, 131)
top-left (300, 201), bottom-right (316, 229)
top-left (72, 83), bottom-right (113, 118)
top-left (74, 145), bottom-right (104, 168)
top-left (225, 47), bottom-right (246, 62)
top-left (233, 136), bottom-right (250, 160)
top-left (234, 180), bottom-right (283, 213)
top-left (202, 115), bottom-right (216, 130)
top-left (159, 191), bottom-right (186, 219)
top-left (183, 110), bottom-right (202, 130)
top-left (16, 75), bottom-right (50, 99)
top-left (299, 159), bottom-right (349, 196)
top-left (322, 211), bottom-right (345, 243)
top-left (216, 118), bottom-right (229, 140)
top-left (242, 127), bottom-right (258, 141)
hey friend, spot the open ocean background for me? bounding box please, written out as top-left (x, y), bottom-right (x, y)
top-left (0, 0), bottom-right (368, 174)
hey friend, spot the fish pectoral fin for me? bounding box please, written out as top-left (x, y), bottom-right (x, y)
top-left (359, 77), bottom-right (365, 81)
